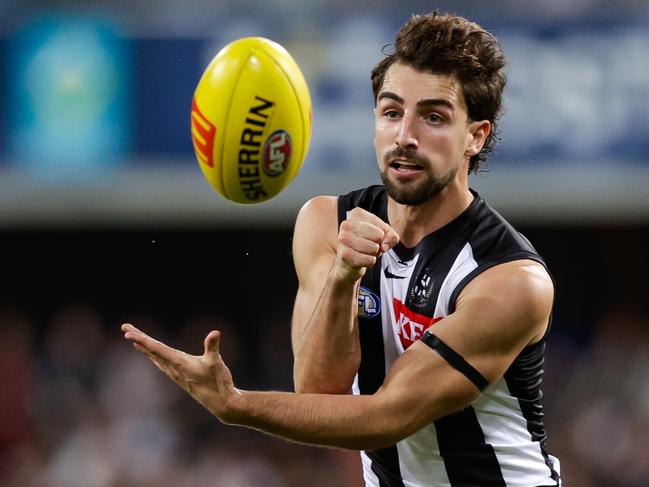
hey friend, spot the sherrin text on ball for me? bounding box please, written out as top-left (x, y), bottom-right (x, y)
top-left (191, 37), bottom-right (312, 204)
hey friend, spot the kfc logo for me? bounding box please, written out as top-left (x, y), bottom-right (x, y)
top-left (393, 298), bottom-right (442, 349)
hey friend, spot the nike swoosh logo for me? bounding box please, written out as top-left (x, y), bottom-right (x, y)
top-left (384, 266), bottom-right (407, 279)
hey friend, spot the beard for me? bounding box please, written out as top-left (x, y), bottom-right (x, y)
top-left (380, 147), bottom-right (458, 206)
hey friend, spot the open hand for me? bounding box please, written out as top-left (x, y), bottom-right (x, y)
top-left (121, 323), bottom-right (240, 422)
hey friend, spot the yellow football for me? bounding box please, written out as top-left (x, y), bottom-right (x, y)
top-left (190, 37), bottom-right (312, 204)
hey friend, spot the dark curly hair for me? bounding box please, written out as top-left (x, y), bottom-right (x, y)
top-left (371, 12), bottom-right (507, 173)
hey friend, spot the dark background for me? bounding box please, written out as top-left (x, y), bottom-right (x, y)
top-left (2, 221), bottom-right (649, 487)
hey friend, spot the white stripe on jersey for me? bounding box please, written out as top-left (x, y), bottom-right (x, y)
top-left (357, 245), bottom-right (479, 485)
top-left (434, 242), bottom-right (477, 317)
top-left (381, 251), bottom-right (420, 365)
top-left (390, 244), bottom-right (477, 485)
top-left (360, 451), bottom-right (381, 487)
top-left (396, 423), bottom-right (451, 487)
top-left (474, 380), bottom-right (560, 486)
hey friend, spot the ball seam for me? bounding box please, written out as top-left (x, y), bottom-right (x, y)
top-left (257, 40), bottom-right (309, 185)
top-left (220, 38), bottom-right (266, 201)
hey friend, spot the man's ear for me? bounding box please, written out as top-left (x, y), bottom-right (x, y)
top-left (465, 120), bottom-right (491, 157)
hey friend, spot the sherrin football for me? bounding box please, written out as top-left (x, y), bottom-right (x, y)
top-left (190, 37), bottom-right (312, 204)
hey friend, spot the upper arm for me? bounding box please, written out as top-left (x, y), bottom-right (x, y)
top-left (373, 260), bottom-right (554, 441)
top-left (442, 260), bottom-right (554, 382)
top-left (290, 196), bottom-right (339, 350)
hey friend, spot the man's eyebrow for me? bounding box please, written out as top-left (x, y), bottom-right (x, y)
top-left (377, 92), bottom-right (403, 104)
top-left (377, 91), bottom-right (454, 111)
top-left (417, 98), bottom-right (454, 111)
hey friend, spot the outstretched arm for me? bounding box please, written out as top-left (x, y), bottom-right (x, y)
top-left (122, 259), bottom-right (553, 451)
top-left (122, 321), bottom-right (475, 450)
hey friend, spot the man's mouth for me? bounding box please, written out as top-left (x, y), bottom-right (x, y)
top-left (389, 160), bottom-right (424, 171)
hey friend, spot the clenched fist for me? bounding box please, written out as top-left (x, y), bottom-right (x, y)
top-left (331, 207), bottom-right (400, 283)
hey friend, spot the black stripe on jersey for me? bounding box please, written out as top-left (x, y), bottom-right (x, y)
top-left (504, 342), bottom-right (546, 444)
top-left (339, 185), bottom-right (405, 486)
top-left (357, 264), bottom-right (387, 395)
top-left (435, 408), bottom-right (506, 486)
top-left (366, 449), bottom-right (406, 487)
top-left (338, 185), bottom-right (387, 226)
top-left (358, 258), bottom-right (405, 487)
top-left (420, 332), bottom-right (488, 391)
top-left (504, 342), bottom-right (561, 485)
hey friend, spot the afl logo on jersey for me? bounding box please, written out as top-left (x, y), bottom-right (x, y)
top-left (358, 286), bottom-right (380, 319)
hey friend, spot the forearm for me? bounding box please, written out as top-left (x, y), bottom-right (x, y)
top-left (225, 341), bottom-right (481, 452)
top-left (293, 273), bottom-right (361, 394)
top-left (224, 389), bottom-right (401, 451)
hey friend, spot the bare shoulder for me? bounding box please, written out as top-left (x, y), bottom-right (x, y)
top-left (462, 260), bottom-right (554, 311)
top-left (290, 196), bottom-right (341, 348)
top-left (292, 196), bottom-right (339, 279)
top-left (293, 195), bottom-right (338, 247)
top-left (295, 195), bottom-right (338, 228)
top-left (456, 259), bottom-right (554, 344)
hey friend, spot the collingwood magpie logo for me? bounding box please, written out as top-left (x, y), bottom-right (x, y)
top-left (358, 286), bottom-right (380, 319)
top-left (410, 271), bottom-right (434, 308)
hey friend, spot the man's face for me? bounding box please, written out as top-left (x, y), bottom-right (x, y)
top-left (374, 62), bottom-right (476, 205)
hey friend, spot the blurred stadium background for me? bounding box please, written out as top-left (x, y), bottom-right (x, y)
top-left (0, 0), bottom-right (648, 486)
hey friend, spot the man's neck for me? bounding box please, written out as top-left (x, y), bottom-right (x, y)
top-left (386, 182), bottom-right (474, 248)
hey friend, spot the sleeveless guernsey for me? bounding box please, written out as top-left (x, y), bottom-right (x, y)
top-left (338, 185), bottom-right (561, 487)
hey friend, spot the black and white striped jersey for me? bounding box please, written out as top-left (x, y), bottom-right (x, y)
top-left (338, 185), bottom-right (561, 487)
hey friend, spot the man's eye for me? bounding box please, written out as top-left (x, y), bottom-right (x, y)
top-left (426, 113), bottom-right (443, 123)
top-left (384, 110), bottom-right (400, 119)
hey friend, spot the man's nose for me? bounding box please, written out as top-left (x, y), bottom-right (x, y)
top-left (395, 115), bottom-right (418, 150)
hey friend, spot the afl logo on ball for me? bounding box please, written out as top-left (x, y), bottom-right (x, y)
top-left (262, 129), bottom-right (292, 177)
top-left (358, 286), bottom-right (381, 319)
